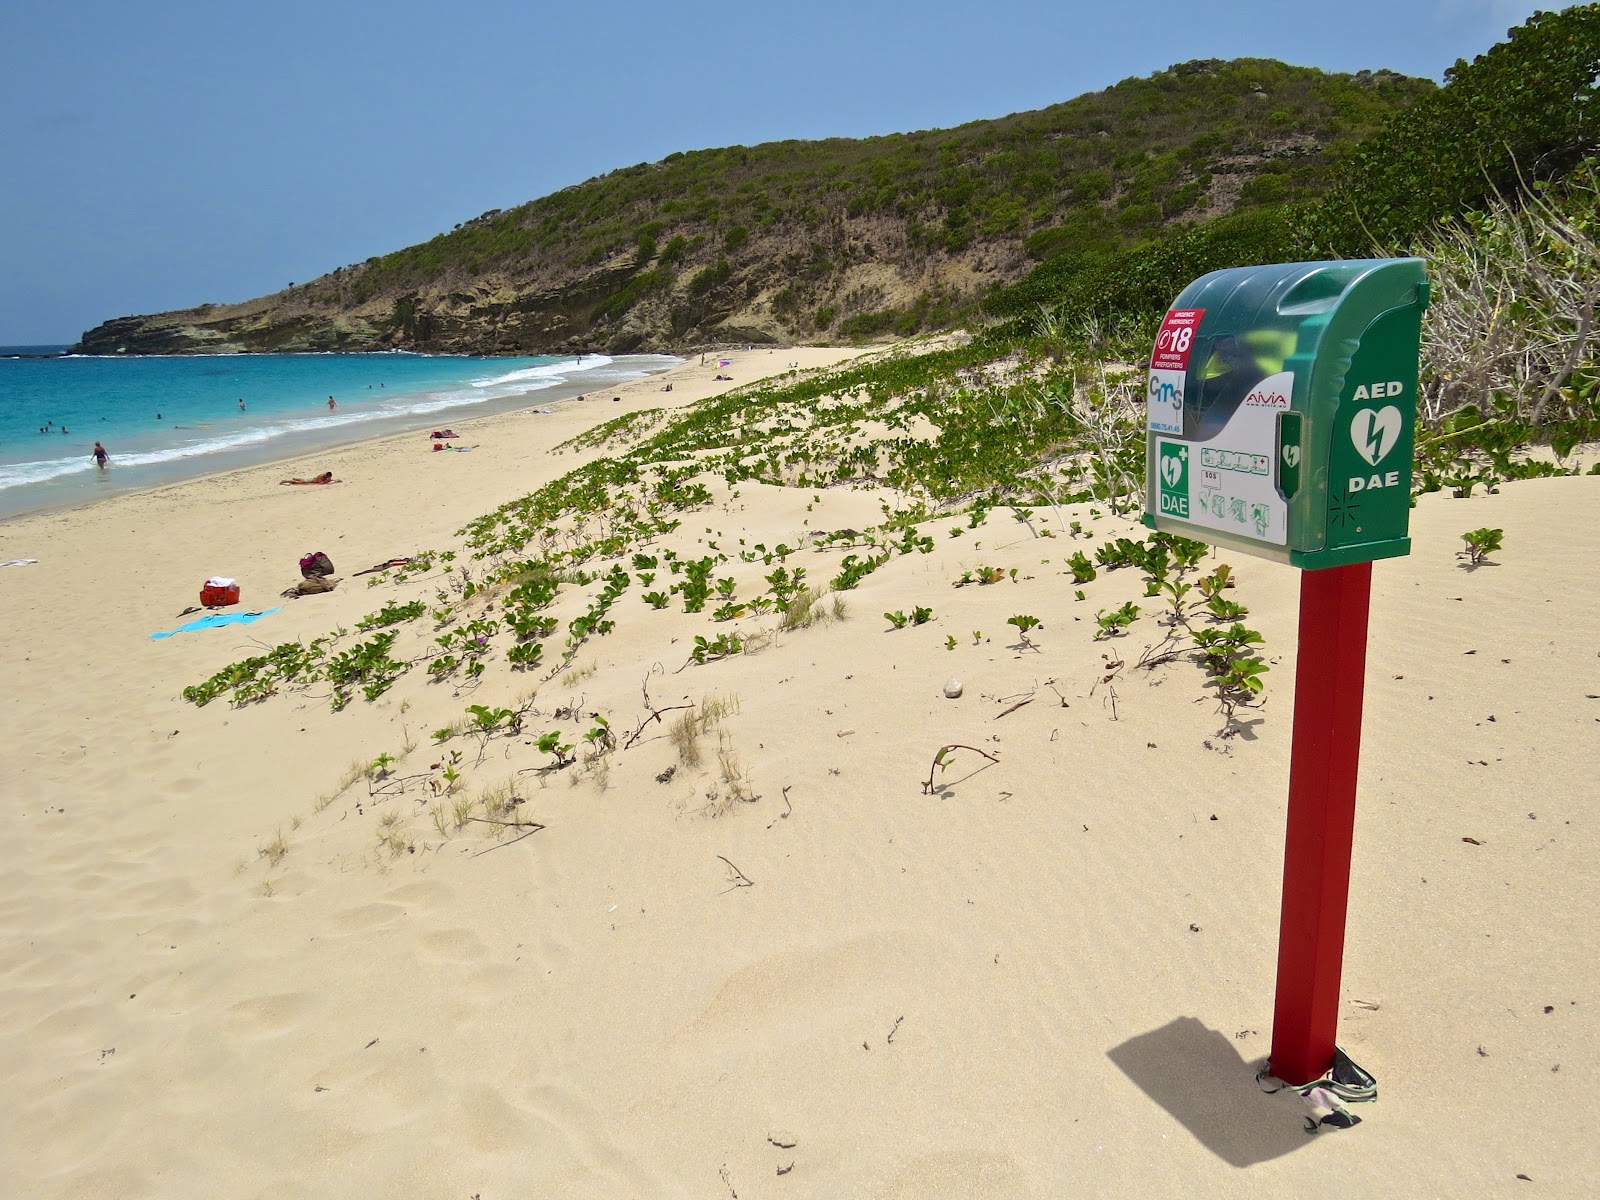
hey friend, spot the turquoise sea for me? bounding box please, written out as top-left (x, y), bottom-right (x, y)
top-left (0, 349), bottom-right (678, 518)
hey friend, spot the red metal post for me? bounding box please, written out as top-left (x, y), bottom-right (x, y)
top-left (1269, 561), bottom-right (1373, 1085)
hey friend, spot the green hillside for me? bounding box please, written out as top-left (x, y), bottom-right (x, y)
top-left (76, 58), bottom-right (1428, 355)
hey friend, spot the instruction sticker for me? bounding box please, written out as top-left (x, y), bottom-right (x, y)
top-left (1176, 370), bottom-right (1293, 546)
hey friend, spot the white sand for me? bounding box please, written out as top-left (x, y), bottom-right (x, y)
top-left (2, 345), bottom-right (1598, 1197)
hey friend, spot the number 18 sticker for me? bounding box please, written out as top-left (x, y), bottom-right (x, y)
top-left (1151, 308), bottom-right (1204, 372)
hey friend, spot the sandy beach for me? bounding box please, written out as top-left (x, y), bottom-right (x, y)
top-left (2, 344), bottom-right (1598, 1198)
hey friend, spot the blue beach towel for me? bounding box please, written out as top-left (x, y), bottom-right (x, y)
top-left (149, 608), bottom-right (282, 639)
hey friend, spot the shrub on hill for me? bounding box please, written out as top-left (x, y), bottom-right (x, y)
top-left (340, 59), bottom-right (1426, 319)
top-left (993, 8), bottom-right (1600, 334)
top-left (1317, 4), bottom-right (1600, 254)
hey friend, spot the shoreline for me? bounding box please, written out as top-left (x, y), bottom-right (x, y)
top-left (0, 368), bottom-right (652, 528)
top-left (0, 352), bottom-right (681, 523)
top-left (0, 345), bottom-right (860, 551)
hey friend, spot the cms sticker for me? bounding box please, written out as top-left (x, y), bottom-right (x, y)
top-left (1149, 373), bottom-right (1183, 411)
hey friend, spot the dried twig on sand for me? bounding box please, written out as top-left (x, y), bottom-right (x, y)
top-left (923, 744), bottom-right (1000, 794)
top-left (716, 855), bottom-right (754, 893)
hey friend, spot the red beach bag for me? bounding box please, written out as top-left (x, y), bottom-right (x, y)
top-left (201, 577), bottom-right (241, 607)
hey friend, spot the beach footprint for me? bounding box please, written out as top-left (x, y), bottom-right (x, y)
top-left (327, 901), bottom-right (406, 935)
top-left (223, 991), bottom-right (319, 1040)
top-left (414, 927), bottom-right (489, 964)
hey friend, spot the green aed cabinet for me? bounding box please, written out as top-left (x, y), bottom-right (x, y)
top-left (1143, 258), bottom-right (1428, 567)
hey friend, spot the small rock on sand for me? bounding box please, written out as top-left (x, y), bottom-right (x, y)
top-left (943, 678), bottom-right (963, 699)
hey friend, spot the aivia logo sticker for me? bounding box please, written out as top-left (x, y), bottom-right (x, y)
top-left (1156, 442), bottom-right (1189, 518)
top-left (1350, 405), bottom-right (1403, 467)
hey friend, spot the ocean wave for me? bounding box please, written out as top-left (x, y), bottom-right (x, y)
top-left (0, 456), bottom-right (88, 489)
top-left (472, 354), bottom-right (614, 388)
top-left (0, 354), bottom-right (684, 493)
top-left (0, 418), bottom-right (372, 490)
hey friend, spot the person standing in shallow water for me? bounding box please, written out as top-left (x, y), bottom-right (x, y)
top-left (92, 441), bottom-right (108, 468)
top-left (327, 396), bottom-right (336, 410)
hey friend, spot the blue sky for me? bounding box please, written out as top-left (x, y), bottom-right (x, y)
top-left (0, 0), bottom-right (1553, 344)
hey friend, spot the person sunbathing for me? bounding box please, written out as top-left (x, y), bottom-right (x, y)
top-left (280, 472), bottom-right (339, 485)
top-left (428, 429), bottom-right (460, 439)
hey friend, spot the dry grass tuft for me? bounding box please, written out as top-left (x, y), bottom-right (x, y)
top-left (779, 587), bottom-right (850, 631)
top-left (670, 709), bottom-right (703, 767)
top-left (259, 830), bottom-right (290, 868)
top-left (700, 692), bottom-right (741, 727)
top-left (561, 661), bottom-right (598, 688)
top-left (478, 778), bottom-right (515, 820)
top-left (336, 757), bottom-right (368, 792)
top-left (717, 732), bottom-right (757, 803)
top-left (778, 587), bottom-right (824, 631)
top-left (377, 809), bottom-right (411, 858)
top-left (698, 784), bottom-right (732, 819)
top-left (582, 753), bottom-right (612, 791)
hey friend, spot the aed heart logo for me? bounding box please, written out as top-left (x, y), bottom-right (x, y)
top-left (1160, 453), bottom-right (1184, 486)
top-left (1351, 405), bottom-right (1402, 467)
top-left (1282, 445), bottom-right (1301, 468)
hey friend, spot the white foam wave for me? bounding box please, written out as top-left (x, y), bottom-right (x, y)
top-left (470, 354), bottom-right (614, 388)
top-left (0, 418), bottom-right (371, 490)
top-left (0, 456), bottom-right (87, 489)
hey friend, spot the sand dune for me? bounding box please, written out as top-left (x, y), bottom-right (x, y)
top-left (2, 346), bottom-right (1598, 1197)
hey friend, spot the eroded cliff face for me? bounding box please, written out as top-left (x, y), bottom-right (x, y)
top-left (75, 311), bottom-right (387, 355)
top-left (74, 233), bottom-right (996, 356)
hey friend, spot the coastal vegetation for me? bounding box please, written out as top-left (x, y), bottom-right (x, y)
top-left (171, 11), bottom-right (1600, 870)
